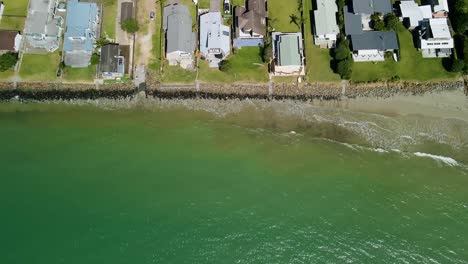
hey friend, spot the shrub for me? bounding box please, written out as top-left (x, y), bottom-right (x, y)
top-left (334, 40), bottom-right (350, 61)
top-left (450, 59), bottom-right (465, 72)
top-left (121, 19), bottom-right (139, 33)
top-left (91, 54), bottom-right (100, 65)
top-left (0, 52), bottom-right (18, 72)
top-left (219, 60), bottom-right (232, 72)
top-left (384, 13), bottom-right (399, 30)
top-left (336, 59), bottom-right (353, 79)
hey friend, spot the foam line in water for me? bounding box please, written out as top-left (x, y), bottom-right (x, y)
top-left (413, 152), bottom-right (459, 166)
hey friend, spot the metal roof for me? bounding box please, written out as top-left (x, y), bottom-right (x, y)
top-left (163, 4), bottom-right (195, 54)
top-left (276, 33), bottom-right (302, 66)
top-left (352, 0), bottom-right (392, 15)
top-left (344, 6), bottom-right (363, 35)
top-left (350, 31), bottom-right (399, 50)
top-left (314, 0), bottom-right (339, 36)
top-left (199, 11), bottom-right (231, 57)
top-left (63, 0), bottom-right (98, 53)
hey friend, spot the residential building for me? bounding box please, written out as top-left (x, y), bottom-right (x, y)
top-left (23, 0), bottom-right (63, 53)
top-left (418, 18), bottom-right (453, 58)
top-left (63, 0), bottom-right (99, 68)
top-left (350, 31), bottom-right (399, 61)
top-left (313, 0), bottom-right (339, 48)
top-left (233, 0), bottom-right (267, 48)
top-left (272, 32), bottom-right (305, 76)
top-left (0, 30), bottom-right (22, 54)
top-left (344, 0), bottom-right (399, 62)
top-left (429, 0), bottom-right (449, 17)
top-left (399, 0), bottom-right (432, 30)
top-left (199, 11), bottom-right (231, 67)
top-left (163, 4), bottom-right (196, 69)
top-left (99, 44), bottom-right (125, 79)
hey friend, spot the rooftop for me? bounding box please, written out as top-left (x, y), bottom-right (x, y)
top-left (400, 1), bottom-right (432, 28)
top-left (314, 0), bottom-right (339, 36)
top-left (352, 0), bottom-right (393, 15)
top-left (63, 0), bottom-right (98, 52)
top-left (350, 31), bottom-right (399, 51)
top-left (0, 30), bottom-right (20, 51)
top-left (163, 4), bottom-right (195, 54)
top-left (199, 12), bottom-right (231, 56)
top-left (429, 18), bottom-right (451, 38)
top-left (275, 33), bottom-right (302, 66)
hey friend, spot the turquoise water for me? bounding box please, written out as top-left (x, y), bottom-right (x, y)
top-left (0, 102), bottom-right (467, 263)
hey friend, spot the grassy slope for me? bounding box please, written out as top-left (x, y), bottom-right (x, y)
top-left (351, 24), bottom-right (459, 82)
top-left (198, 47), bottom-right (268, 83)
top-left (20, 52), bottom-right (60, 81)
top-left (268, 0), bottom-right (300, 32)
top-left (100, 0), bottom-right (117, 39)
top-left (0, 0), bottom-right (29, 30)
top-left (302, 0), bottom-right (340, 82)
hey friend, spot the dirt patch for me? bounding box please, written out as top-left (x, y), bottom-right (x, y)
top-left (134, 0), bottom-right (156, 67)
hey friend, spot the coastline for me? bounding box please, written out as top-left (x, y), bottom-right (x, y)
top-left (0, 77), bottom-right (466, 101)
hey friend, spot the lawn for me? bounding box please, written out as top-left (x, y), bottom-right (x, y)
top-left (302, 0), bottom-right (340, 82)
top-left (19, 52), bottom-right (61, 81)
top-left (0, 69), bottom-right (15, 81)
top-left (63, 66), bottom-right (96, 82)
top-left (198, 47), bottom-right (269, 83)
top-left (0, 0), bottom-right (29, 30)
top-left (161, 64), bottom-right (197, 83)
top-left (268, 0), bottom-right (301, 32)
top-left (351, 24), bottom-right (459, 82)
top-left (198, 0), bottom-right (244, 9)
top-left (149, 0), bottom-right (163, 71)
top-left (100, 0), bottom-right (117, 40)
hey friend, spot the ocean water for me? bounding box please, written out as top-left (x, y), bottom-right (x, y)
top-left (0, 96), bottom-right (468, 263)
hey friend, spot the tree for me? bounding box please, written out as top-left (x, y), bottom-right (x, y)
top-left (336, 59), bottom-right (353, 79)
top-left (96, 37), bottom-right (110, 48)
top-left (334, 40), bottom-right (350, 61)
top-left (91, 53), bottom-right (100, 65)
top-left (450, 59), bottom-right (465, 72)
top-left (384, 13), bottom-right (399, 30)
top-left (0, 52), bottom-right (18, 72)
top-left (219, 60), bottom-right (232, 72)
top-left (121, 19), bottom-right (139, 33)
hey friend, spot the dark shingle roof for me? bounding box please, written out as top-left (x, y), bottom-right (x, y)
top-left (0, 30), bottom-right (19, 51)
top-left (235, 0), bottom-right (267, 36)
top-left (120, 2), bottom-right (134, 23)
top-left (344, 6), bottom-right (363, 35)
top-left (352, 0), bottom-right (393, 15)
top-left (100, 44), bottom-right (120, 73)
top-left (350, 31), bottom-right (399, 50)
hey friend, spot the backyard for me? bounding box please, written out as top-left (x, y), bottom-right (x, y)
top-left (19, 52), bottom-right (61, 81)
top-left (198, 47), bottom-right (269, 83)
top-left (99, 0), bottom-right (117, 40)
top-left (0, 0), bottom-right (29, 31)
top-left (268, 0), bottom-right (301, 32)
top-left (161, 64), bottom-right (197, 83)
top-left (63, 66), bottom-right (96, 82)
top-left (351, 24), bottom-right (459, 82)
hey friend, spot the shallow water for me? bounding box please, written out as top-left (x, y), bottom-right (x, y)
top-left (0, 94), bottom-right (468, 263)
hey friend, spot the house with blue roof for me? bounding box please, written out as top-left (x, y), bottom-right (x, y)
top-left (63, 0), bottom-right (99, 68)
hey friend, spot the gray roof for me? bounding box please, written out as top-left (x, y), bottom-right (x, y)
top-left (163, 4), bottom-right (195, 54)
top-left (344, 6), bottom-right (363, 35)
top-left (120, 2), bottom-right (134, 24)
top-left (100, 44), bottom-right (119, 73)
top-left (352, 0), bottom-right (393, 15)
top-left (350, 31), bottom-right (399, 50)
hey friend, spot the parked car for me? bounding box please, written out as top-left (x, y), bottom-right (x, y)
top-left (150, 11), bottom-right (155, 21)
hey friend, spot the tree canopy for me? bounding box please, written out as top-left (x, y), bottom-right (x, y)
top-left (0, 53), bottom-right (18, 72)
top-left (121, 19), bottom-right (139, 33)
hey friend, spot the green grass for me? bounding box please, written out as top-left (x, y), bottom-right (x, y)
top-left (149, 0), bottom-right (163, 71)
top-left (198, 0), bottom-right (243, 9)
top-left (351, 24), bottom-right (459, 82)
top-left (63, 66), bottom-right (96, 82)
top-left (19, 52), bottom-right (61, 81)
top-left (100, 0), bottom-right (117, 40)
top-left (0, 0), bottom-right (29, 30)
top-left (0, 69), bottom-right (15, 81)
top-left (302, 0), bottom-right (340, 82)
top-left (198, 47), bottom-right (268, 83)
top-left (161, 64), bottom-right (197, 83)
top-left (268, 0), bottom-right (301, 32)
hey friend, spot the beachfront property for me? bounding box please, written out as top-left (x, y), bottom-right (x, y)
top-left (233, 0), bottom-right (267, 48)
top-left (344, 0), bottom-right (399, 62)
top-left (63, 0), bottom-right (99, 68)
top-left (0, 30), bottom-right (22, 54)
top-left (399, 0), bottom-right (432, 30)
top-left (199, 11), bottom-right (231, 67)
top-left (23, 0), bottom-right (64, 53)
top-left (163, 4), bottom-right (196, 70)
top-left (429, 0), bottom-right (449, 17)
top-left (313, 0), bottom-right (339, 48)
top-left (271, 32), bottom-right (305, 76)
top-left (99, 44), bottom-right (125, 79)
top-left (417, 18), bottom-right (453, 58)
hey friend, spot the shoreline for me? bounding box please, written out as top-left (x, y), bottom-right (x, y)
top-left (0, 78), bottom-right (466, 101)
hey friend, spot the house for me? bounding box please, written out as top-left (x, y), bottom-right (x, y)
top-left (23, 0), bottom-right (63, 53)
top-left (99, 44), bottom-right (125, 79)
top-left (199, 11), bottom-right (231, 67)
top-left (63, 0), bottom-right (99, 68)
top-left (344, 0), bottom-right (399, 62)
top-left (399, 0), bottom-right (432, 30)
top-left (0, 30), bottom-right (22, 54)
top-left (271, 32), bottom-right (305, 76)
top-left (163, 4), bottom-right (196, 69)
top-left (429, 0), bottom-right (449, 17)
top-left (418, 18), bottom-right (453, 58)
top-left (233, 0), bottom-right (267, 48)
top-left (313, 0), bottom-right (339, 48)
top-left (350, 31), bottom-right (399, 61)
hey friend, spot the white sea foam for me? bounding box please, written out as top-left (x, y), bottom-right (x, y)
top-left (413, 152), bottom-right (459, 166)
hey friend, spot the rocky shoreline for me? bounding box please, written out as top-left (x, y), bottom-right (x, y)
top-left (0, 78), bottom-right (466, 101)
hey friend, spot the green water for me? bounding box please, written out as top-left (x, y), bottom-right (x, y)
top-left (1, 102), bottom-right (468, 263)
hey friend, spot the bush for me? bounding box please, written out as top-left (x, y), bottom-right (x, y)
top-left (384, 51), bottom-right (393, 60)
top-left (450, 59), bottom-right (465, 72)
top-left (91, 54), bottom-right (100, 65)
top-left (0, 52), bottom-right (18, 72)
top-left (336, 59), bottom-right (353, 79)
top-left (219, 60), bottom-right (232, 72)
top-left (121, 19), bottom-right (139, 33)
top-left (334, 40), bottom-right (350, 61)
top-left (384, 13), bottom-right (399, 30)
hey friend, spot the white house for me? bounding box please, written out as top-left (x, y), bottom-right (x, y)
top-left (272, 32), bottom-right (305, 76)
top-left (199, 11), bottom-right (231, 67)
top-left (313, 0), bottom-right (339, 48)
top-left (418, 18), bottom-right (454, 58)
top-left (430, 0), bottom-right (449, 17)
top-left (399, 0), bottom-right (432, 30)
